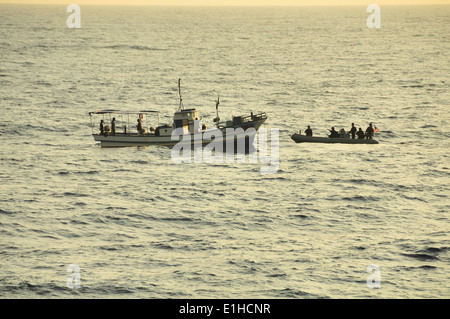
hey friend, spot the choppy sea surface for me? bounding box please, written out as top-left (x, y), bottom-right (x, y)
top-left (0, 4), bottom-right (449, 299)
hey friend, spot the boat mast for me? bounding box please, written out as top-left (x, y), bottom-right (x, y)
top-left (178, 78), bottom-right (184, 111)
top-left (216, 94), bottom-right (220, 118)
top-left (214, 93), bottom-right (220, 125)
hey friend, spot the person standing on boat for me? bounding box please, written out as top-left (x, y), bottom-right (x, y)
top-left (365, 123), bottom-right (374, 139)
top-left (329, 127), bottom-right (339, 138)
top-left (356, 127), bottom-right (365, 139)
top-left (305, 125), bottom-right (313, 136)
top-left (100, 119), bottom-right (104, 135)
top-left (111, 117), bottom-right (116, 136)
top-left (350, 123), bottom-right (357, 139)
top-left (137, 118), bottom-right (143, 134)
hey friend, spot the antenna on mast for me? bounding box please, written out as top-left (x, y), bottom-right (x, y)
top-left (213, 92), bottom-right (220, 125)
top-left (178, 78), bottom-right (184, 110)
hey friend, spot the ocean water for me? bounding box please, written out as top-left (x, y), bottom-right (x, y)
top-left (0, 4), bottom-right (449, 299)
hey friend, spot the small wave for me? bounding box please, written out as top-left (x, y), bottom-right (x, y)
top-left (105, 206), bottom-right (127, 210)
top-left (102, 44), bottom-right (167, 51)
top-left (270, 287), bottom-right (313, 298)
top-left (267, 273), bottom-right (287, 278)
top-left (0, 209), bottom-right (14, 215)
top-left (34, 80), bottom-right (52, 87)
top-left (290, 214), bottom-right (310, 219)
top-left (153, 243), bottom-right (174, 250)
top-left (99, 246), bottom-right (120, 251)
top-left (402, 253), bottom-right (439, 261)
top-left (79, 284), bottom-right (137, 296)
top-left (113, 168), bottom-right (134, 172)
top-left (130, 160), bottom-right (149, 164)
top-left (418, 265), bottom-right (437, 270)
top-left (158, 217), bottom-right (199, 223)
top-left (0, 281), bottom-right (69, 296)
top-left (402, 85), bottom-right (424, 88)
top-left (22, 124), bottom-right (61, 133)
top-left (344, 178), bottom-right (375, 185)
top-left (74, 202), bottom-right (87, 206)
top-left (342, 195), bottom-right (379, 202)
top-left (70, 219), bottom-right (88, 225)
top-left (75, 170), bottom-right (99, 175)
top-left (423, 247), bottom-right (448, 253)
top-left (401, 194), bottom-right (428, 202)
top-left (63, 192), bottom-right (89, 197)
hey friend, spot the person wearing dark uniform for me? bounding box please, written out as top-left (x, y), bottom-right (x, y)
top-left (305, 125), bottom-right (313, 137)
top-left (356, 128), bottom-right (365, 139)
top-left (111, 117), bottom-right (116, 136)
top-left (365, 123), bottom-right (374, 139)
top-left (329, 127), bottom-right (339, 138)
top-left (137, 118), bottom-right (143, 134)
top-left (350, 123), bottom-right (357, 139)
top-left (100, 120), bottom-right (104, 135)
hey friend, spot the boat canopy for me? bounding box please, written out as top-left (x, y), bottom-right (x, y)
top-left (89, 110), bottom-right (160, 115)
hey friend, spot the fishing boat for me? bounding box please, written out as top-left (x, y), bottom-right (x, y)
top-left (89, 79), bottom-right (267, 148)
top-left (291, 133), bottom-right (379, 144)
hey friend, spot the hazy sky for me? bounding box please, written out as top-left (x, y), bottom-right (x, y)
top-left (1, 0), bottom-right (450, 5)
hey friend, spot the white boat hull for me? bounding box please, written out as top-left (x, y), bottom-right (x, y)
top-left (93, 116), bottom-right (267, 148)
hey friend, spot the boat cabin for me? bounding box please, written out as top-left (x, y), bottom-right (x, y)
top-left (172, 108), bottom-right (200, 134)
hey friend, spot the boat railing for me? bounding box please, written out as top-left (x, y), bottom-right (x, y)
top-left (89, 110), bottom-right (161, 136)
top-left (216, 112), bottom-right (267, 128)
